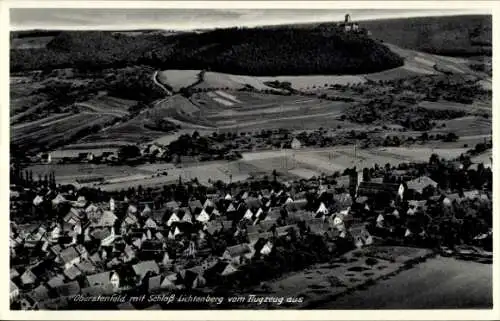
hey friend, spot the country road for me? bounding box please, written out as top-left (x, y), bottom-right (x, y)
top-left (152, 70), bottom-right (173, 96)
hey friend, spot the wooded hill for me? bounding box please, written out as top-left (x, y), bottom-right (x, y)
top-left (11, 26), bottom-right (404, 75)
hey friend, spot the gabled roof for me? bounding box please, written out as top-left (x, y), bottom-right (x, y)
top-left (166, 200), bottom-right (180, 209)
top-left (357, 182), bottom-right (402, 197)
top-left (28, 285), bottom-right (50, 302)
top-left (90, 211), bottom-right (117, 227)
top-left (226, 203), bottom-right (236, 212)
top-left (188, 200), bottom-right (203, 213)
top-left (63, 265), bottom-right (82, 280)
top-left (10, 280), bottom-right (18, 293)
top-left (132, 260), bottom-right (160, 280)
top-left (75, 260), bottom-right (97, 275)
top-left (225, 244), bottom-right (252, 258)
top-left (406, 176), bottom-right (438, 192)
top-left (47, 274), bottom-right (65, 288)
top-left (86, 271), bottom-right (112, 287)
top-left (60, 246), bottom-right (80, 264)
top-left (55, 281), bottom-right (80, 297)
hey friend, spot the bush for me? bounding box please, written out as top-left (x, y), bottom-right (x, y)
top-left (365, 257), bottom-right (379, 266)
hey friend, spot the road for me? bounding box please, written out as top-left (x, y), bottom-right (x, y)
top-left (152, 70), bottom-right (173, 96)
top-left (317, 256), bottom-right (492, 309)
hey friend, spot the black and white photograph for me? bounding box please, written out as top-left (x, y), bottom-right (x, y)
top-left (6, 1), bottom-right (495, 316)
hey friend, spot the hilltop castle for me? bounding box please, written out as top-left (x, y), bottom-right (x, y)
top-left (318, 14), bottom-right (371, 36)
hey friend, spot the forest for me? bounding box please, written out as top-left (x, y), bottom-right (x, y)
top-left (11, 26), bottom-right (404, 75)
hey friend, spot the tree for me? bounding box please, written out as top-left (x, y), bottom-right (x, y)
top-left (118, 145), bottom-right (141, 160)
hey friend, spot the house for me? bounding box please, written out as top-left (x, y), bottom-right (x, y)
top-left (196, 209), bottom-right (211, 223)
top-left (59, 245), bottom-right (81, 270)
top-left (144, 217), bottom-right (158, 229)
top-left (258, 240), bottom-right (273, 256)
top-left (54, 281), bottom-right (81, 298)
top-left (222, 244), bottom-right (253, 265)
top-left (276, 224), bottom-right (298, 237)
top-left (205, 221), bottom-right (223, 235)
top-left (10, 281), bottom-right (19, 301)
top-left (86, 271), bottom-right (120, 290)
top-left (357, 182), bottom-right (405, 201)
top-left (242, 209), bottom-right (254, 221)
top-left (209, 261), bottom-right (239, 276)
top-left (406, 176), bottom-right (438, 195)
top-left (316, 202), bottom-right (329, 216)
top-left (349, 224), bottom-right (373, 248)
top-left (63, 265), bottom-right (82, 281)
top-left (40, 152), bottom-right (52, 164)
top-left (52, 193), bottom-right (67, 206)
top-left (76, 260), bottom-right (97, 275)
top-left (47, 274), bottom-right (65, 289)
top-left (166, 200), bottom-right (180, 211)
top-left (64, 208), bottom-right (83, 226)
top-left (291, 137), bottom-right (302, 150)
top-left (188, 200), bottom-right (203, 214)
top-left (179, 268), bottom-right (206, 289)
top-left (91, 227), bottom-right (116, 247)
top-left (27, 285), bottom-right (50, 304)
top-left (166, 212), bottom-right (180, 227)
top-left (132, 260), bottom-right (160, 283)
top-left (90, 210), bottom-right (118, 227)
top-left (33, 195), bottom-right (44, 206)
top-left (160, 273), bottom-right (179, 290)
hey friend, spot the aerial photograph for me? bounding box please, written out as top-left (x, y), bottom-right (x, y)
top-left (8, 6), bottom-right (492, 311)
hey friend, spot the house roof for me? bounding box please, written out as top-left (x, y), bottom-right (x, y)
top-left (28, 285), bottom-right (50, 302)
top-left (86, 271), bottom-right (112, 287)
top-left (47, 274), bottom-right (65, 288)
top-left (63, 265), bottom-right (82, 280)
top-left (225, 244), bottom-right (252, 258)
top-left (60, 246), bottom-right (80, 264)
top-left (76, 260), bottom-right (97, 275)
top-left (91, 227), bottom-right (113, 240)
top-left (132, 260), bottom-right (160, 280)
top-left (55, 281), bottom-right (80, 297)
top-left (10, 280), bottom-right (18, 293)
top-left (259, 219), bottom-right (277, 231)
top-left (10, 268), bottom-right (19, 279)
top-left (188, 200), bottom-right (203, 213)
top-left (166, 201), bottom-right (180, 209)
top-left (148, 275), bottom-right (162, 291)
top-left (246, 197), bottom-right (263, 210)
top-left (91, 211), bottom-right (117, 227)
top-left (357, 182), bottom-right (401, 197)
top-left (406, 176), bottom-right (438, 192)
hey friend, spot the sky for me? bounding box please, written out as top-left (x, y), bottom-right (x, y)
top-left (10, 8), bottom-right (491, 31)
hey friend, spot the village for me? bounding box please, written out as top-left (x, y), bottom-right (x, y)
top-left (9, 145), bottom-right (493, 310)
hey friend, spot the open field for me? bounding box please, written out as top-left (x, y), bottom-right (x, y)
top-left (190, 91), bottom-right (351, 131)
top-left (432, 116), bottom-right (492, 136)
top-left (74, 96), bottom-right (136, 117)
top-left (193, 71), bottom-right (279, 91)
top-left (157, 70), bottom-right (200, 92)
top-left (317, 256), bottom-right (492, 309)
top-left (11, 112), bottom-right (117, 150)
top-left (50, 148), bottom-right (119, 159)
top-left (418, 101), bottom-right (491, 115)
top-left (25, 163), bottom-right (151, 185)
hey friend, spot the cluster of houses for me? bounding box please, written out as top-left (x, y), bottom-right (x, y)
top-left (10, 162), bottom-right (491, 310)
